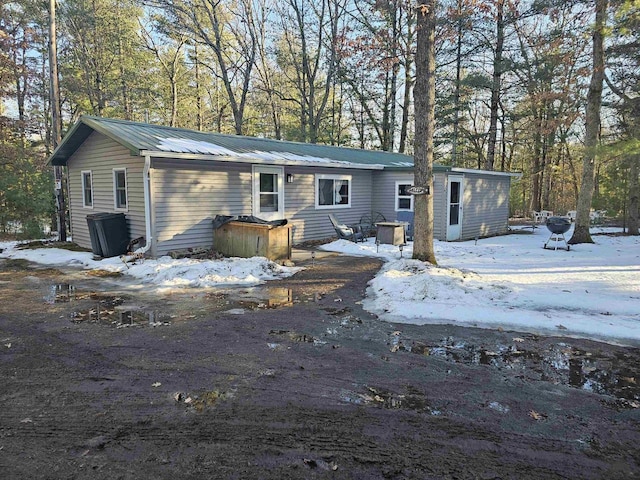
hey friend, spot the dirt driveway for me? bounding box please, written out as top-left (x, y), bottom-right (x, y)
top-left (0, 252), bottom-right (639, 479)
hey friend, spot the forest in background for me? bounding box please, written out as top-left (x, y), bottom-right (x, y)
top-left (1, 0), bottom-right (638, 238)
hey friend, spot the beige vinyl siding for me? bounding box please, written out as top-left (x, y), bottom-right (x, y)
top-left (151, 159), bottom-right (252, 257)
top-left (461, 174), bottom-right (510, 239)
top-left (66, 131), bottom-right (145, 252)
top-left (283, 167), bottom-right (373, 243)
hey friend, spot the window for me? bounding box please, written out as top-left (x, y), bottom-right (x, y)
top-left (258, 171), bottom-right (278, 212)
top-left (395, 182), bottom-right (414, 211)
top-left (113, 168), bottom-right (128, 210)
top-left (315, 174), bottom-right (351, 209)
top-left (82, 171), bottom-right (93, 208)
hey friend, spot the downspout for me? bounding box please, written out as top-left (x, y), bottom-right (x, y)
top-left (140, 154), bottom-right (153, 255)
top-left (120, 155), bottom-right (152, 265)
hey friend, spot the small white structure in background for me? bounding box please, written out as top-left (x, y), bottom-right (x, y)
top-left (532, 210), bottom-right (553, 224)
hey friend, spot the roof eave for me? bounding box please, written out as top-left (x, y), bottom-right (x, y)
top-left (141, 150), bottom-right (386, 170)
top-left (48, 115), bottom-right (141, 166)
top-left (450, 167), bottom-right (522, 178)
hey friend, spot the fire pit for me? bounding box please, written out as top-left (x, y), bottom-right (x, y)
top-left (544, 216), bottom-right (571, 251)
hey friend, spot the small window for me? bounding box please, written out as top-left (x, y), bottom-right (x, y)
top-left (113, 168), bottom-right (128, 210)
top-left (82, 171), bottom-right (93, 208)
top-left (315, 174), bottom-right (351, 209)
top-left (395, 182), bottom-right (414, 211)
top-left (258, 171), bottom-right (278, 212)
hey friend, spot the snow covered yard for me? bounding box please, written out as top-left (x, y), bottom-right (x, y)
top-left (320, 226), bottom-right (640, 344)
top-left (0, 242), bottom-right (300, 290)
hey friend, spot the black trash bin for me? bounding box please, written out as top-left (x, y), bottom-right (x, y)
top-left (92, 213), bottom-right (129, 257)
top-left (86, 212), bottom-right (113, 256)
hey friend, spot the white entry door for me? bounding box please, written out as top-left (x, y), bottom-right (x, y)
top-left (252, 165), bottom-right (284, 221)
top-left (446, 176), bottom-right (463, 241)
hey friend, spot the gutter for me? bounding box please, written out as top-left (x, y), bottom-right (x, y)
top-left (140, 150), bottom-right (386, 170)
top-left (451, 167), bottom-right (522, 178)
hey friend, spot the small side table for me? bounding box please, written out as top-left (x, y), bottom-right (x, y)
top-left (375, 222), bottom-right (407, 256)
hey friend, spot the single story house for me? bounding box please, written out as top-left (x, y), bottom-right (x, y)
top-left (49, 116), bottom-right (519, 258)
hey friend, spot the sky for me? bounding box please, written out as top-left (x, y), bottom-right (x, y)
top-left (1, 225), bottom-right (639, 345)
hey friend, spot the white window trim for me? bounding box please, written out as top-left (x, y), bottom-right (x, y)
top-left (315, 174), bottom-right (352, 209)
top-left (81, 170), bottom-right (94, 209)
top-left (113, 168), bottom-right (128, 212)
top-left (395, 181), bottom-right (414, 212)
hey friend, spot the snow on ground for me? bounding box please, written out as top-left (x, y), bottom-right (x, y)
top-left (0, 243), bottom-right (300, 289)
top-left (1, 225), bottom-right (639, 344)
top-left (320, 226), bottom-right (640, 344)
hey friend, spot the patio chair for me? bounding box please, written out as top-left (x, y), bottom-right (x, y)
top-left (396, 211), bottom-right (414, 241)
top-left (359, 211), bottom-right (386, 237)
top-left (328, 214), bottom-right (365, 243)
top-left (532, 211), bottom-right (541, 223)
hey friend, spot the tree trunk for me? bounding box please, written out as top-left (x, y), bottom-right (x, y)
top-left (170, 72), bottom-right (178, 127)
top-left (629, 155), bottom-right (639, 235)
top-left (569, 0), bottom-right (607, 244)
top-left (49, 0), bottom-right (66, 242)
top-left (412, 1), bottom-right (437, 265)
top-left (398, 7), bottom-right (414, 154)
top-left (485, 0), bottom-right (504, 171)
top-left (117, 28), bottom-right (131, 120)
top-left (194, 45), bottom-right (203, 131)
top-left (451, 0), bottom-right (463, 166)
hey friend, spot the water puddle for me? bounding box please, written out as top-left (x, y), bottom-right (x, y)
top-left (401, 335), bottom-right (640, 402)
top-left (269, 329), bottom-right (326, 346)
top-left (234, 287), bottom-right (296, 309)
top-left (45, 284), bottom-right (93, 303)
top-left (44, 284), bottom-right (173, 327)
top-left (322, 306), bottom-right (363, 328)
top-left (47, 283), bottom-right (303, 329)
top-left (70, 295), bottom-right (172, 327)
top-left (202, 287), bottom-right (299, 311)
top-left (341, 385), bottom-right (440, 415)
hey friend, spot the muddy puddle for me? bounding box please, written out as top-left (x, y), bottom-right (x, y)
top-left (210, 287), bottom-right (299, 310)
top-left (341, 385), bottom-right (441, 415)
top-left (399, 334), bottom-right (640, 402)
top-left (70, 295), bottom-right (172, 327)
top-left (45, 283), bottom-right (305, 328)
top-left (45, 284), bottom-right (169, 327)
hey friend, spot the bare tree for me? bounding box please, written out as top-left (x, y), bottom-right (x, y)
top-left (49, 0), bottom-right (66, 241)
top-left (569, 0), bottom-right (608, 245)
top-left (485, 0), bottom-right (504, 171)
top-left (139, 19), bottom-right (187, 127)
top-left (157, 0), bottom-right (257, 135)
top-left (412, 0), bottom-right (436, 264)
top-left (277, 0), bottom-right (346, 143)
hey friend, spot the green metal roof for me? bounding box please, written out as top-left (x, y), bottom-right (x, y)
top-left (49, 116), bottom-right (450, 171)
